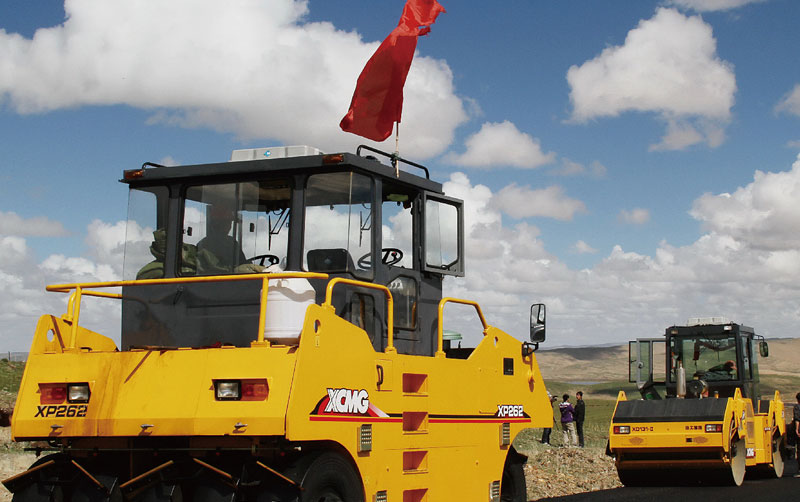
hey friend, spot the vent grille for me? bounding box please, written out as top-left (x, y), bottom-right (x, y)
top-left (374, 490), bottom-right (388, 502)
top-left (359, 424), bottom-right (373, 452)
top-left (490, 480), bottom-right (500, 501)
top-left (500, 422), bottom-right (510, 446)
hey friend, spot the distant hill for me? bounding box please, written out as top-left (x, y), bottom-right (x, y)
top-left (535, 337), bottom-right (800, 382)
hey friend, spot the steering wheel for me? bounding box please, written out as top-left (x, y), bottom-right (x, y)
top-left (247, 254), bottom-right (280, 267)
top-left (357, 248), bottom-right (404, 268)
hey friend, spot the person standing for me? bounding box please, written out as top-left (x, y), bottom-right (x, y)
top-left (575, 391), bottom-right (586, 448)
top-left (541, 392), bottom-right (558, 445)
top-left (794, 392), bottom-right (800, 477)
top-left (558, 394), bottom-right (578, 447)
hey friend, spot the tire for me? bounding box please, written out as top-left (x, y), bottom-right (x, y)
top-left (500, 456), bottom-right (526, 502)
top-left (296, 452), bottom-right (363, 502)
top-left (11, 454), bottom-right (66, 502)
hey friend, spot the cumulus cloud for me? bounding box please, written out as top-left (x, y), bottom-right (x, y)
top-left (492, 183), bottom-right (587, 221)
top-left (0, 211), bottom-right (69, 237)
top-left (0, 0), bottom-right (467, 158)
top-left (618, 208), bottom-right (651, 225)
top-left (775, 84), bottom-right (800, 117)
top-left (445, 121), bottom-right (556, 169)
top-left (690, 153), bottom-right (800, 251)
top-left (666, 0), bottom-right (766, 12)
top-left (567, 8), bottom-right (736, 151)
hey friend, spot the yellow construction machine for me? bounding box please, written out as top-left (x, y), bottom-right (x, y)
top-left (608, 318), bottom-right (786, 486)
top-left (4, 145), bottom-right (553, 501)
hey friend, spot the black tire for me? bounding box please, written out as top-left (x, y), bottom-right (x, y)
top-left (296, 452), bottom-right (363, 502)
top-left (11, 454), bottom-right (66, 502)
top-left (500, 456), bottom-right (526, 502)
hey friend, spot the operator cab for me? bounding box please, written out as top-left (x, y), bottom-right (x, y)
top-left (120, 146), bottom-right (464, 355)
top-left (629, 317), bottom-right (769, 402)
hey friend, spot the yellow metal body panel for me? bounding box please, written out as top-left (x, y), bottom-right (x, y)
top-left (12, 283), bottom-right (553, 501)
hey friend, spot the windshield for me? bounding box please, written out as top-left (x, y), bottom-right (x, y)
top-left (303, 171), bottom-right (373, 277)
top-left (181, 179), bottom-right (291, 275)
top-left (669, 334), bottom-right (739, 382)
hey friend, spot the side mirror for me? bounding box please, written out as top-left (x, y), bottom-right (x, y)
top-left (530, 303), bottom-right (546, 343)
top-left (759, 341), bottom-right (769, 358)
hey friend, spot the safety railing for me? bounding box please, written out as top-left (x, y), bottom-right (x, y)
top-left (323, 277), bottom-right (396, 353)
top-left (46, 272), bottom-right (329, 350)
top-left (436, 297), bottom-right (489, 357)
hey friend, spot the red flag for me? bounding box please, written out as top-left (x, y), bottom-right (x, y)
top-left (340, 0), bottom-right (446, 142)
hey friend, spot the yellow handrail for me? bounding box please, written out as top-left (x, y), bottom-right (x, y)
top-left (437, 297), bottom-right (490, 357)
top-left (46, 272), bottom-right (329, 349)
top-left (323, 277), bottom-right (395, 353)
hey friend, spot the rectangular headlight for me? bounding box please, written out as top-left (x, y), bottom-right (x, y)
top-left (67, 383), bottom-right (91, 403)
top-left (705, 423), bottom-right (723, 433)
top-left (613, 425), bottom-right (631, 434)
top-left (215, 381), bottom-right (241, 401)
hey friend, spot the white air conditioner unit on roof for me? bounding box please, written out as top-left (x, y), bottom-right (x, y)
top-left (229, 145), bottom-right (322, 162)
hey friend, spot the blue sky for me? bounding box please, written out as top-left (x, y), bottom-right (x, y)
top-left (1, 0), bottom-right (799, 350)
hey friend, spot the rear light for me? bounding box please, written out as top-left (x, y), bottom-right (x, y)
top-left (67, 383), bottom-right (91, 403)
top-left (705, 423), bottom-right (723, 433)
top-left (40, 382), bottom-right (92, 404)
top-left (241, 379), bottom-right (269, 401)
top-left (40, 384), bottom-right (67, 404)
top-left (214, 379), bottom-right (269, 401)
top-left (322, 153), bottom-right (344, 164)
top-left (613, 426), bottom-right (630, 434)
top-left (123, 168), bottom-right (145, 180)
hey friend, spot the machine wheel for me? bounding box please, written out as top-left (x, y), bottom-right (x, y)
top-left (10, 454), bottom-right (67, 502)
top-left (130, 483), bottom-right (183, 502)
top-left (724, 438), bottom-right (746, 486)
top-left (616, 467), bottom-right (652, 487)
top-left (500, 457), bottom-right (526, 502)
top-left (295, 452), bottom-right (363, 502)
top-left (752, 434), bottom-right (786, 479)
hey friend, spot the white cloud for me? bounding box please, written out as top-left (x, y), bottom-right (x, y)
top-left (0, 211), bottom-right (69, 237)
top-left (567, 8), bottom-right (736, 151)
top-left (445, 121), bottom-right (556, 169)
top-left (666, 0), bottom-right (766, 12)
top-left (0, 0), bottom-right (467, 159)
top-left (571, 240), bottom-right (598, 254)
top-left (775, 84), bottom-right (800, 117)
top-left (690, 153), bottom-right (800, 251)
top-left (618, 208), bottom-right (651, 225)
top-left (493, 183), bottom-right (587, 221)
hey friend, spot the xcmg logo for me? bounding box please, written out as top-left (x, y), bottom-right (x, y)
top-left (323, 388), bottom-right (370, 415)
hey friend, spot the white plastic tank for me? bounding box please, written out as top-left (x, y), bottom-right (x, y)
top-left (263, 278), bottom-right (316, 344)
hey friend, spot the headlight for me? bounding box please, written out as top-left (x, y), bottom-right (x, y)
top-left (613, 426), bottom-right (631, 434)
top-left (215, 381), bottom-right (241, 401)
top-left (67, 383), bottom-right (91, 403)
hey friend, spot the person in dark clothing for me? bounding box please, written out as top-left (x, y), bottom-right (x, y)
top-left (794, 391), bottom-right (800, 476)
top-left (541, 392), bottom-right (558, 445)
top-left (575, 391), bottom-right (586, 447)
top-left (197, 204), bottom-right (247, 274)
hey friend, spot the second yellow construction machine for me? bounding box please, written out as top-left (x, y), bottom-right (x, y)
top-left (4, 145), bottom-right (553, 502)
top-left (608, 318), bottom-right (786, 486)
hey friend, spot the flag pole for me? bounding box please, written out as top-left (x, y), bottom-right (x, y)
top-left (393, 121), bottom-right (400, 177)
